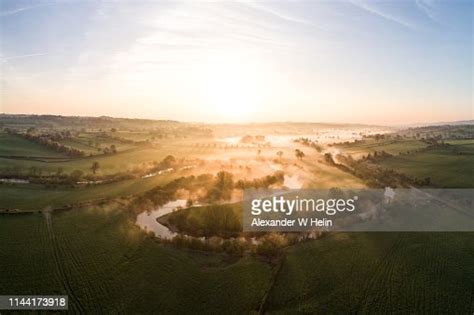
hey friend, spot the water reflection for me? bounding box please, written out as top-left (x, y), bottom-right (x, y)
top-left (135, 199), bottom-right (187, 239)
top-left (0, 178), bottom-right (29, 184)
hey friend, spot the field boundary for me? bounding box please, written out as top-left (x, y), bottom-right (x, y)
top-left (258, 254), bottom-right (286, 314)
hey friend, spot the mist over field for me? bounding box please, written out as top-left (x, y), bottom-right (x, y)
top-left (0, 114), bottom-right (473, 313)
top-left (0, 0), bottom-right (472, 313)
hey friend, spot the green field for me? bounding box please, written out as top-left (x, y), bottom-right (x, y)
top-left (337, 139), bottom-right (428, 156)
top-left (377, 144), bottom-right (474, 188)
top-left (0, 131), bottom-right (225, 176)
top-left (0, 133), bottom-right (67, 158)
top-left (58, 138), bottom-right (101, 156)
top-left (1, 205), bottom-right (473, 313)
top-left (0, 172), bottom-right (180, 210)
top-left (72, 133), bottom-right (139, 151)
top-left (336, 138), bottom-right (474, 188)
top-left (1, 117), bottom-right (473, 313)
top-left (445, 139), bottom-right (474, 146)
top-left (114, 130), bottom-right (154, 141)
top-left (0, 205), bottom-right (271, 313)
top-left (266, 232), bottom-right (474, 313)
top-left (0, 147), bottom-right (171, 175)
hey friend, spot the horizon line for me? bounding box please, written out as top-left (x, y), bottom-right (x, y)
top-left (1, 112), bottom-right (472, 128)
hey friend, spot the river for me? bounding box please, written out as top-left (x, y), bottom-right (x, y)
top-left (135, 199), bottom-right (187, 239)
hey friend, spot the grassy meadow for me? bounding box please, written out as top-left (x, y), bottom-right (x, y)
top-left (336, 137), bottom-right (474, 188)
top-left (2, 203), bottom-right (473, 313)
top-left (378, 145), bottom-right (474, 187)
top-left (0, 115), bottom-right (473, 313)
top-left (0, 132), bottom-right (67, 158)
top-left (0, 173), bottom-right (177, 210)
top-left (267, 232), bottom-right (474, 313)
top-left (336, 139), bottom-right (429, 158)
top-left (0, 204), bottom-right (271, 313)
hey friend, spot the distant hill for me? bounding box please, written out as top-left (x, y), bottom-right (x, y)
top-left (398, 120), bottom-right (474, 128)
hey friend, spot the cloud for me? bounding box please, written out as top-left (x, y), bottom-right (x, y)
top-left (0, 53), bottom-right (46, 63)
top-left (106, 2), bottom-right (294, 68)
top-left (0, 3), bottom-right (49, 17)
top-left (415, 0), bottom-right (443, 25)
top-left (349, 0), bottom-right (417, 30)
top-left (239, 1), bottom-right (329, 33)
top-left (241, 1), bottom-right (312, 26)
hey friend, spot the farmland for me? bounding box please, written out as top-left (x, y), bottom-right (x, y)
top-left (0, 204), bottom-right (271, 313)
top-left (266, 232), bottom-right (474, 313)
top-left (2, 0), bottom-right (472, 312)
top-left (0, 173), bottom-right (176, 210)
top-left (0, 132), bottom-right (67, 158)
top-left (335, 139), bottom-right (429, 158)
top-left (335, 134), bottom-right (474, 188)
top-left (377, 144), bottom-right (474, 188)
top-left (0, 115), bottom-right (473, 313)
top-left (2, 203), bottom-right (473, 313)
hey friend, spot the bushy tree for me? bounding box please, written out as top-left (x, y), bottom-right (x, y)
top-left (295, 149), bottom-right (305, 160)
top-left (208, 171), bottom-right (234, 201)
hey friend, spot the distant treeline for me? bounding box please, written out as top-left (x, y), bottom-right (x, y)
top-left (0, 114), bottom-right (214, 138)
top-left (294, 137), bottom-right (323, 152)
top-left (234, 171), bottom-right (284, 189)
top-left (400, 124), bottom-right (474, 140)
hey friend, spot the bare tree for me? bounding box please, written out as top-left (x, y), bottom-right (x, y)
top-left (91, 161), bottom-right (100, 174)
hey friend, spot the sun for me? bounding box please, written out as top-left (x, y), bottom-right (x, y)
top-left (200, 53), bottom-right (266, 121)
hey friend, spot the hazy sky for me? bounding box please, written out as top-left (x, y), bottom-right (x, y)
top-left (0, 0), bottom-right (472, 124)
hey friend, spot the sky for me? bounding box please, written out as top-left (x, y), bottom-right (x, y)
top-left (0, 0), bottom-right (472, 124)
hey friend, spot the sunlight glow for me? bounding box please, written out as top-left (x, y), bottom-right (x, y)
top-left (200, 52), bottom-right (268, 121)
